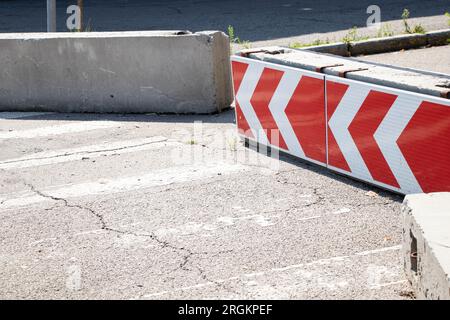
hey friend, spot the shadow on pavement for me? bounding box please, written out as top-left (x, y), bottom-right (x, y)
top-left (248, 142), bottom-right (404, 203)
top-left (2, 108), bottom-right (237, 124)
top-left (1, 107), bottom-right (404, 202)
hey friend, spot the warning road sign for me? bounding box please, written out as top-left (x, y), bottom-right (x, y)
top-left (232, 55), bottom-right (450, 194)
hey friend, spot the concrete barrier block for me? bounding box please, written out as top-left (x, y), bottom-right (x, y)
top-left (244, 46), bottom-right (449, 98)
top-left (0, 31), bottom-right (232, 114)
top-left (339, 66), bottom-right (450, 98)
top-left (402, 193), bottom-right (450, 300)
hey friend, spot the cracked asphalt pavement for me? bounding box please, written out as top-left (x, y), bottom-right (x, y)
top-left (0, 109), bottom-right (413, 299)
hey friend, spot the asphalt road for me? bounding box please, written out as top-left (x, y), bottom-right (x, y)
top-left (0, 110), bottom-right (411, 299)
top-left (0, 0), bottom-right (449, 43)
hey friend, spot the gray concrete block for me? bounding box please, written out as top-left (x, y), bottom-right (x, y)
top-left (243, 46), bottom-right (450, 98)
top-left (0, 31), bottom-right (233, 114)
top-left (402, 193), bottom-right (450, 300)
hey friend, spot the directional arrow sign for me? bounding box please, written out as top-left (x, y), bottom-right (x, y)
top-left (232, 56), bottom-right (326, 166)
top-left (326, 76), bottom-right (450, 194)
top-left (231, 56), bottom-right (450, 194)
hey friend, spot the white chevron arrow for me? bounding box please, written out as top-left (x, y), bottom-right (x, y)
top-left (374, 94), bottom-right (423, 194)
top-left (235, 62), bottom-right (269, 145)
top-left (268, 69), bottom-right (306, 158)
top-left (327, 82), bottom-right (372, 181)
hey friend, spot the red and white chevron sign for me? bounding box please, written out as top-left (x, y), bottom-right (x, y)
top-left (232, 56), bottom-right (327, 167)
top-left (231, 56), bottom-right (450, 194)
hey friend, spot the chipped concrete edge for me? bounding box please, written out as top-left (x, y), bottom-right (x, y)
top-left (198, 31), bottom-right (234, 113)
top-left (402, 193), bottom-right (450, 300)
top-left (237, 45), bottom-right (450, 99)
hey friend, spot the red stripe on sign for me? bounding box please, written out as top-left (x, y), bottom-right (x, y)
top-left (250, 67), bottom-right (288, 150)
top-left (397, 101), bottom-right (450, 193)
top-left (326, 81), bottom-right (351, 171)
top-left (285, 76), bottom-right (326, 163)
top-left (231, 61), bottom-right (253, 138)
top-left (348, 90), bottom-right (400, 188)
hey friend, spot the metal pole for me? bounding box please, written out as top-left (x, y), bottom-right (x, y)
top-left (77, 0), bottom-right (83, 31)
top-left (46, 0), bottom-right (56, 32)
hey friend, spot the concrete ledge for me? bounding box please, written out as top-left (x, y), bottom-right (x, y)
top-left (241, 46), bottom-right (450, 98)
top-left (402, 193), bottom-right (450, 300)
top-left (348, 33), bottom-right (428, 56)
top-left (0, 31), bottom-right (233, 114)
top-left (305, 42), bottom-right (350, 57)
top-left (306, 29), bottom-right (450, 57)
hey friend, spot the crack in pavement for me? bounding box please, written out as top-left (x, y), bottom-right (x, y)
top-left (23, 182), bottom-right (237, 294)
top-left (275, 175), bottom-right (399, 209)
top-left (1, 138), bottom-right (169, 165)
top-left (137, 170), bottom-right (287, 198)
top-left (194, 264), bottom-right (242, 297)
top-left (275, 177), bottom-right (326, 208)
top-left (25, 182), bottom-right (109, 229)
top-left (304, 187), bottom-right (325, 207)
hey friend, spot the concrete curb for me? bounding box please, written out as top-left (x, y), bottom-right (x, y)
top-left (402, 193), bottom-right (450, 300)
top-left (305, 29), bottom-right (450, 57)
top-left (0, 31), bottom-right (233, 114)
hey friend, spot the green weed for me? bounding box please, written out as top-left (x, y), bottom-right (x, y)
top-left (377, 23), bottom-right (394, 38)
top-left (227, 25), bottom-right (252, 48)
top-left (402, 9), bottom-right (426, 34)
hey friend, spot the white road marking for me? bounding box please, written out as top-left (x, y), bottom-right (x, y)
top-left (140, 213), bottom-right (321, 239)
top-left (243, 272), bottom-right (265, 278)
top-left (140, 245), bottom-right (403, 299)
top-left (98, 67), bottom-right (116, 75)
top-left (333, 208), bottom-right (351, 214)
top-left (28, 237), bottom-right (57, 246)
top-left (0, 121), bottom-right (118, 140)
top-left (298, 215), bottom-right (322, 221)
top-left (73, 229), bottom-right (105, 237)
top-left (369, 280), bottom-right (407, 289)
top-left (0, 136), bottom-right (180, 170)
top-left (142, 291), bottom-right (171, 298)
top-left (0, 112), bottom-right (54, 120)
top-left (0, 162), bottom-right (249, 209)
top-left (355, 245), bottom-right (402, 256)
top-left (217, 214), bottom-right (274, 227)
